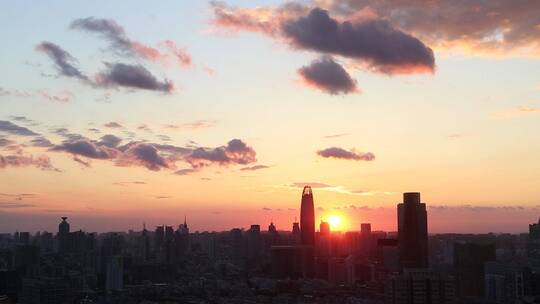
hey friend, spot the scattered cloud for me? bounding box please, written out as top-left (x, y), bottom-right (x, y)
top-left (298, 56), bottom-right (359, 94)
top-left (70, 17), bottom-right (193, 68)
top-left (38, 90), bottom-right (74, 103)
top-left (323, 133), bottom-right (349, 139)
top-left (175, 168), bottom-right (197, 175)
top-left (447, 133), bottom-right (464, 139)
top-left (240, 164), bottom-right (270, 171)
top-left (0, 154), bottom-right (59, 171)
top-left (0, 202), bottom-right (36, 209)
top-left (317, 147), bottom-right (375, 161)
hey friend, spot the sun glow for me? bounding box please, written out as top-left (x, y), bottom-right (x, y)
top-left (328, 215), bottom-right (342, 230)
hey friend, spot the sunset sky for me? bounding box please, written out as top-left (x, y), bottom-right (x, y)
top-left (1, 0), bottom-right (540, 233)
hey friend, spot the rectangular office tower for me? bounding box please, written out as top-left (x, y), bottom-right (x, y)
top-left (398, 192), bottom-right (428, 270)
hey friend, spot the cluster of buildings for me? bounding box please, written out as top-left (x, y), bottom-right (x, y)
top-left (1, 188), bottom-right (540, 303)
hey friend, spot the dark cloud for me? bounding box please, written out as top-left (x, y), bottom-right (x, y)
top-left (30, 137), bottom-right (54, 148)
top-left (319, 0), bottom-right (540, 55)
top-left (98, 134), bottom-right (122, 148)
top-left (240, 165), bottom-right (270, 171)
top-left (175, 168), bottom-right (197, 175)
top-left (317, 147), bottom-right (375, 161)
top-left (0, 121), bottom-right (39, 136)
top-left (95, 63), bottom-right (173, 93)
top-left (186, 139), bottom-right (256, 168)
top-left (51, 140), bottom-right (117, 159)
top-left (88, 128), bottom-right (101, 133)
top-left (70, 17), bottom-right (134, 55)
top-left (35, 42), bottom-right (88, 80)
top-left (283, 8), bottom-right (435, 74)
top-left (112, 181), bottom-right (146, 186)
top-left (51, 127), bottom-right (86, 141)
top-left (262, 207), bottom-right (272, 211)
top-left (104, 122), bottom-right (123, 129)
top-left (298, 56), bottom-right (358, 94)
top-left (157, 134), bottom-right (171, 142)
top-left (0, 137), bottom-right (14, 147)
top-left (212, 3), bottom-right (435, 75)
top-left (137, 124), bottom-right (152, 132)
top-left (72, 155), bottom-right (91, 167)
top-left (120, 143), bottom-right (170, 171)
top-left (0, 154), bottom-right (58, 171)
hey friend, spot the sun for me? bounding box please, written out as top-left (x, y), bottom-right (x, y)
top-left (328, 215), bottom-right (342, 230)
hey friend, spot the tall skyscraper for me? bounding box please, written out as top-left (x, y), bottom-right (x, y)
top-left (300, 186), bottom-right (315, 247)
top-left (397, 192), bottom-right (428, 270)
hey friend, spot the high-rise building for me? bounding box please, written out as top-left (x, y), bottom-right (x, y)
top-left (397, 192), bottom-right (428, 270)
top-left (300, 186), bottom-right (315, 247)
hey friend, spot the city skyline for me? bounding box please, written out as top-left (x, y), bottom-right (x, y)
top-left (1, 1), bottom-right (540, 234)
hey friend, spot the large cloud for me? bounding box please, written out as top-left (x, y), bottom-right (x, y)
top-left (317, 147), bottom-right (375, 161)
top-left (283, 8), bottom-right (434, 74)
top-left (316, 0), bottom-right (540, 56)
top-left (211, 2), bottom-right (435, 74)
top-left (298, 56), bottom-right (358, 94)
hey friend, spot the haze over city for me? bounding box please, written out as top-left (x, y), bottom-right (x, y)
top-left (1, 1), bottom-right (540, 234)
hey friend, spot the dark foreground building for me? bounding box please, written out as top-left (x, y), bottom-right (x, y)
top-left (397, 192), bottom-right (428, 271)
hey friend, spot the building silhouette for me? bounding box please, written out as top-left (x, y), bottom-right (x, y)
top-left (300, 186), bottom-right (315, 247)
top-left (397, 192), bottom-right (428, 270)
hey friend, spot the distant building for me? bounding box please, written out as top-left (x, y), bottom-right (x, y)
top-left (385, 269), bottom-right (456, 304)
top-left (270, 245), bottom-right (313, 279)
top-left (528, 218), bottom-right (540, 260)
top-left (485, 261), bottom-right (532, 304)
top-left (106, 255), bottom-right (123, 293)
top-left (397, 192), bottom-right (428, 270)
top-left (454, 242), bottom-right (496, 297)
top-left (320, 221), bottom-right (330, 235)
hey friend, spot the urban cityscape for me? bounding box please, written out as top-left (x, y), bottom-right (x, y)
top-left (1, 188), bottom-right (540, 303)
top-left (2, 0), bottom-right (540, 304)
